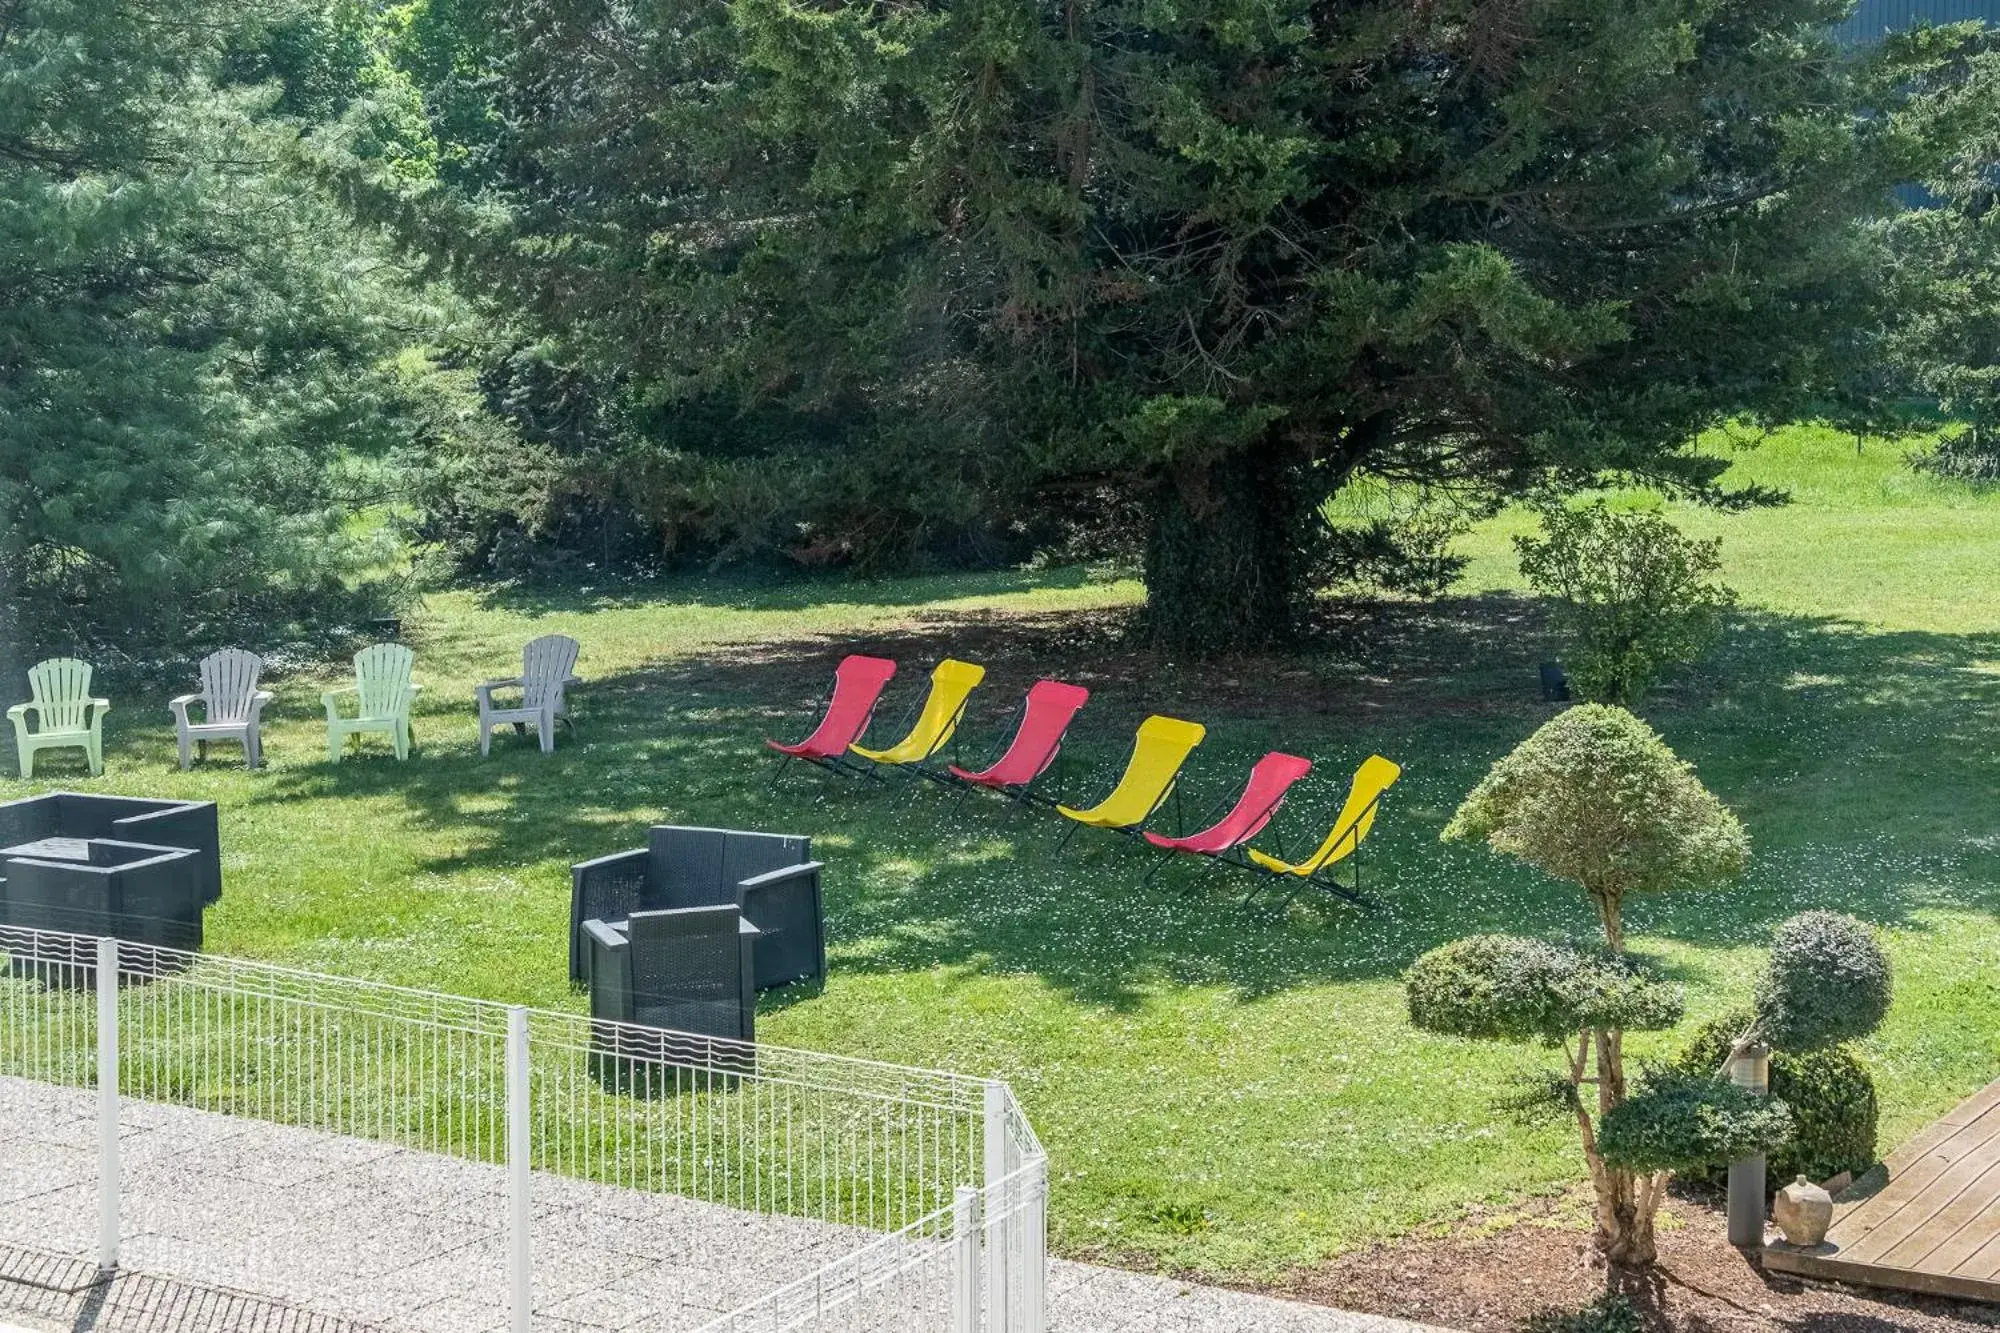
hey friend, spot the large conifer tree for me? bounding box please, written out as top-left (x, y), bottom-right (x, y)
top-left (0, 0), bottom-right (413, 661)
top-left (382, 0), bottom-right (1990, 650)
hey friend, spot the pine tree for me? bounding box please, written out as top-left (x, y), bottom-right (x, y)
top-left (376, 0), bottom-right (1996, 650)
top-left (0, 0), bottom-right (417, 661)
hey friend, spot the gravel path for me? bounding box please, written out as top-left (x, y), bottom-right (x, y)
top-left (0, 1076), bottom-right (1441, 1333)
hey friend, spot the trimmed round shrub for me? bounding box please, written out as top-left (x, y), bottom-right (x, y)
top-left (1406, 934), bottom-right (1685, 1047)
top-left (1442, 705), bottom-right (1748, 950)
top-left (1754, 911), bottom-right (1893, 1051)
top-left (1406, 935), bottom-right (1582, 1045)
top-left (1676, 1011), bottom-right (1880, 1186)
top-left (1596, 1067), bottom-right (1794, 1175)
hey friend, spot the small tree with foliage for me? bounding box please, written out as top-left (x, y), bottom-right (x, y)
top-left (1444, 706), bottom-right (1749, 951)
top-left (1516, 504), bottom-right (1736, 705)
top-left (1426, 708), bottom-right (1757, 1264)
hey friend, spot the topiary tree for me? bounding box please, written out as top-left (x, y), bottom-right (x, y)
top-left (1690, 911), bottom-right (1893, 1185)
top-left (1516, 503), bottom-right (1736, 706)
top-left (1427, 711), bottom-right (1758, 1265)
top-left (1443, 705), bottom-right (1749, 952)
top-left (1407, 934), bottom-right (1786, 1266)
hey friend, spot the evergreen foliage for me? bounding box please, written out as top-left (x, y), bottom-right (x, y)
top-left (0, 0), bottom-right (424, 663)
top-left (1677, 1011), bottom-right (1880, 1187)
top-left (1422, 708), bottom-right (1753, 1266)
top-left (1406, 935), bottom-right (1685, 1048)
top-left (350, 0), bottom-right (1997, 647)
top-left (1753, 911), bottom-right (1895, 1052)
top-left (1444, 706), bottom-right (1749, 950)
top-left (1596, 1067), bottom-right (1795, 1176)
top-left (1882, 22), bottom-right (2000, 475)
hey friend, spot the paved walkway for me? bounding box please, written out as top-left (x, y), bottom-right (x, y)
top-left (0, 1077), bottom-right (1438, 1333)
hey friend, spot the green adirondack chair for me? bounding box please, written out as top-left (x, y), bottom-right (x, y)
top-left (8, 657), bottom-right (110, 778)
top-left (323, 643), bottom-right (422, 762)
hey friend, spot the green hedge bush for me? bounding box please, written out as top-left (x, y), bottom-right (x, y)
top-left (1514, 502), bottom-right (1735, 705)
top-left (1754, 911), bottom-right (1893, 1051)
top-left (1596, 1067), bottom-right (1794, 1175)
top-left (1676, 1011), bottom-right (1879, 1186)
top-left (1405, 935), bottom-right (1685, 1047)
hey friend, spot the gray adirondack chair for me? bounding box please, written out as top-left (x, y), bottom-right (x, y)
top-left (170, 649), bottom-right (273, 770)
top-left (476, 634), bottom-right (581, 756)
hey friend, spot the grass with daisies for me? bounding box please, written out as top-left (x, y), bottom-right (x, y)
top-left (6, 424), bottom-right (1999, 1280)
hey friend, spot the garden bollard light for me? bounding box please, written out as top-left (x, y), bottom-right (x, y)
top-left (1726, 1042), bottom-right (1770, 1248)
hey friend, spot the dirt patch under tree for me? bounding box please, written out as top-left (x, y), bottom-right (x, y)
top-left (1251, 1188), bottom-right (2000, 1333)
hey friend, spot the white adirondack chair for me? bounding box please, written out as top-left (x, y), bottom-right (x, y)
top-left (323, 643), bottom-right (422, 762)
top-left (170, 649), bottom-right (274, 770)
top-left (475, 634), bottom-right (581, 756)
top-left (7, 657), bottom-right (110, 778)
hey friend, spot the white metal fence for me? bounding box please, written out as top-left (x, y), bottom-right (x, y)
top-left (0, 926), bottom-right (1047, 1333)
top-left (692, 1158), bottom-right (1047, 1333)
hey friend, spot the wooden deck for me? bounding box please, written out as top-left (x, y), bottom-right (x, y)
top-left (1765, 1077), bottom-right (2000, 1303)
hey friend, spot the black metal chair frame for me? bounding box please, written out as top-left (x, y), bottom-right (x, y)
top-left (847, 685), bottom-right (982, 789)
top-left (1229, 792), bottom-right (1387, 909)
top-left (1052, 762), bottom-right (1189, 854)
top-left (767, 669), bottom-right (891, 789)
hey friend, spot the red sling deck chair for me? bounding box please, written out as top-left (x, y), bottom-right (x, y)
top-left (1140, 750), bottom-right (1313, 881)
top-left (945, 679), bottom-right (1090, 810)
top-left (766, 654), bottom-right (897, 784)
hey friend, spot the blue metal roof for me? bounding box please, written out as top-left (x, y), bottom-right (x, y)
top-left (1835, 0), bottom-right (2000, 44)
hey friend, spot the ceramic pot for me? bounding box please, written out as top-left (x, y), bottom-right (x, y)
top-left (1773, 1175), bottom-right (1834, 1247)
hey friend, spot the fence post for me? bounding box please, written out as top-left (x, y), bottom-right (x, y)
top-left (954, 1185), bottom-right (981, 1333)
top-left (506, 1006), bottom-right (531, 1333)
top-left (983, 1083), bottom-right (1010, 1333)
top-left (96, 937), bottom-right (120, 1273)
top-left (1022, 1157), bottom-right (1046, 1333)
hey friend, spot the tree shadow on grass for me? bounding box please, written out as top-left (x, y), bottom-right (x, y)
top-left (239, 595), bottom-right (2000, 1010)
top-left (467, 564), bottom-right (1105, 618)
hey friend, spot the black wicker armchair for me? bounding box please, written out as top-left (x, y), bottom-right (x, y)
top-left (581, 906), bottom-right (758, 1042)
top-left (570, 825), bottom-right (824, 992)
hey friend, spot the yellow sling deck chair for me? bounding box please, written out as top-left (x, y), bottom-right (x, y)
top-left (1054, 715), bottom-right (1206, 847)
top-left (1244, 754), bottom-right (1400, 906)
top-left (850, 658), bottom-right (986, 779)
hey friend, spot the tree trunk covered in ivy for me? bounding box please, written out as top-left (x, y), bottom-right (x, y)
top-left (1143, 446), bottom-right (1310, 652)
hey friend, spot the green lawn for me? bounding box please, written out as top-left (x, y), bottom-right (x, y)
top-left (5, 426), bottom-right (1999, 1281)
